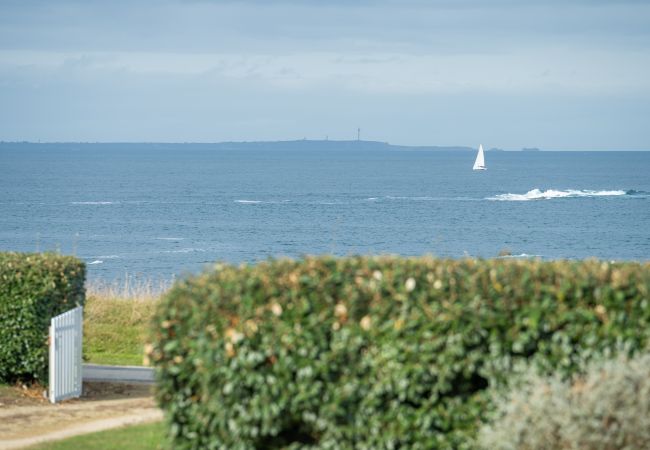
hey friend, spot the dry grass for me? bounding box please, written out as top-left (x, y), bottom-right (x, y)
top-left (84, 277), bottom-right (170, 366)
top-left (85, 276), bottom-right (173, 302)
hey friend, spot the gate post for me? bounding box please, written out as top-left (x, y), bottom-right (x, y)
top-left (48, 323), bottom-right (55, 403)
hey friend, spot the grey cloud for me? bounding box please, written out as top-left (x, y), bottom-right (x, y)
top-left (1, 0), bottom-right (649, 54)
top-left (0, 0), bottom-right (649, 147)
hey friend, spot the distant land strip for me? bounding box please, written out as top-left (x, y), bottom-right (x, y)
top-left (0, 140), bottom-right (478, 152)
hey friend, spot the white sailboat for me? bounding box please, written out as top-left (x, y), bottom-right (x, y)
top-left (473, 144), bottom-right (486, 170)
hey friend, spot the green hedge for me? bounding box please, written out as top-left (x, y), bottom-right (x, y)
top-left (151, 257), bottom-right (650, 449)
top-left (0, 252), bottom-right (85, 383)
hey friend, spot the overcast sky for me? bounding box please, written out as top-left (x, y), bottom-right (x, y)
top-left (0, 0), bottom-right (648, 149)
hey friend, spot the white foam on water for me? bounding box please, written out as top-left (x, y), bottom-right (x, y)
top-left (235, 199), bottom-right (290, 204)
top-left (161, 247), bottom-right (207, 254)
top-left (386, 196), bottom-right (435, 200)
top-left (88, 260), bottom-right (103, 265)
top-left (385, 195), bottom-right (472, 201)
top-left (71, 201), bottom-right (117, 205)
top-left (497, 253), bottom-right (542, 259)
top-left (97, 255), bottom-right (120, 259)
top-left (487, 189), bottom-right (627, 201)
top-left (386, 195), bottom-right (444, 202)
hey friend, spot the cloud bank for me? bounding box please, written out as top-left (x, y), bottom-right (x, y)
top-left (0, 0), bottom-right (648, 148)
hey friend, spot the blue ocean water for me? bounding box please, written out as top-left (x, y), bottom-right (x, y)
top-left (1, 143), bottom-right (649, 282)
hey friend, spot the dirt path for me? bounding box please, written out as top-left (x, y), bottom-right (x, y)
top-left (0, 382), bottom-right (162, 449)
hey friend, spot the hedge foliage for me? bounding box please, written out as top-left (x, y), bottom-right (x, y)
top-left (151, 257), bottom-right (650, 449)
top-left (0, 252), bottom-right (85, 382)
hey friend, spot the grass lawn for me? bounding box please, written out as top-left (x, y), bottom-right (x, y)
top-left (83, 288), bottom-right (159, 366)
top-left (26, 421), bottom-right (166, 450)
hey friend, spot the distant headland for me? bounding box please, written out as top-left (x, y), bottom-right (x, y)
top-left (0, 140), bottom-right (476, 152)
top-left (0, 140), bottom-right (550, 152)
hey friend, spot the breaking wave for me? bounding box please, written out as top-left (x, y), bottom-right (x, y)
top-left (496, 253), bottom-right (543, 259)
top-left (366, 196), bottom-right (478, 202)
top-left (386, 196), bottom-right (444, 201)
top-left (235, 199), bottom-right (291, 204)
top-left (161, 247), bottom-right (207, 254)
top-left (71, 201), bottom-right (117, 205)
top-left (488, 189), bottom-right (628, 201)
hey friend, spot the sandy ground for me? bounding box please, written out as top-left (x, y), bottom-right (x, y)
top-left (0, 382), bottom-right (162, 449)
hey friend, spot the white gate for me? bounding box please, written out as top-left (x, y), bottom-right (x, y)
top-left (49, 305), bottom-right (83, 403)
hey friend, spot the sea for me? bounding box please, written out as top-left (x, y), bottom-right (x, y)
top-left (1, 143), bottom-right (649, 283)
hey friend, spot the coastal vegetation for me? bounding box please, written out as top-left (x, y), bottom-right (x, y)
top-left (3, 253), bottom-right (650, 448)
top-left (478, 351), bottom-right (650, 449)
top-left (150, 256), bottom-right (650, 449)
top-left (84, 279), bottom-right (165, 366)
top-left (0, 252), bottom-right (85, 383)
top-left (0, 252), bottom-right (154, 374)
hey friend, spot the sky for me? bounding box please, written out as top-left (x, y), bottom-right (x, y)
top-left (0, 0), bottom-right (649, 149)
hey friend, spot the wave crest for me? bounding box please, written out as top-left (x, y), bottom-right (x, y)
top-left (496, 253), bottom-right (542, 259)
top-left (161, 247), bottom-right (207, 254)
top-left (488, 189), bottom-right (627, 201)
top-left (235, 200), bottom-right (290, 204)
top-left (71, 201), bottom-right (116, 205)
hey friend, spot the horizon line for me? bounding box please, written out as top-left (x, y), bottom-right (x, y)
top-left (0, 140), bottom-right (648, 152)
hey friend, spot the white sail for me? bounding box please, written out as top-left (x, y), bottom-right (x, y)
top-left (473, 144), bottom-right (486, 170)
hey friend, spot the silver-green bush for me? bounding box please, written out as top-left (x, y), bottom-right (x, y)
top-left (478, 351), bottom-right (650, 450)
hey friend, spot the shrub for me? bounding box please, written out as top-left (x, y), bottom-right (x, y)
top-left (477, 351), bottom-right (650, 450)
top-left (151, 256), bottom-right (650, 449)
top-left (0, 252), bottom-right (85, 382)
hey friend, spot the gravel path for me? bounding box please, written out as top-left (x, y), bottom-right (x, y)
top-left (0, 383), bottom-right (162, 449)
